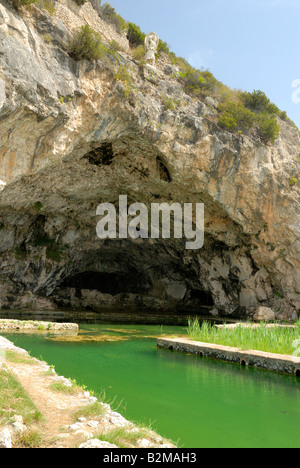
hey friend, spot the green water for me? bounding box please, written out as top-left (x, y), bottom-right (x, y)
top-left (2, 323), bottom-right (300, 448)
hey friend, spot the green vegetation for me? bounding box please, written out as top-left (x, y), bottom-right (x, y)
top-left (41, 34), bottom-right (53, 44)
top-left (50, 378), bottom-right (86, 395)
top-left (289, 177), bottom-right (298, 186)
top-left (33, 233), bottom-right (63, 262)
top-left (256, 112), bottom-right (280, 144)
top-left (34, 201), bottom-right (43, 212)
top-left (68, 25), bottom-right (107, 61)
top-left (187, 319), bottom-right (300, 356)
top-left (73, 0), bottom-right (86, 5)
top-left (15, 244), bottom-right (28, 260)
top-left (114, 65), bottom-right (132, 83)
top-left (242, 90), bottom-right (279, 114)
top-left (162, 96), bottom-right (181, 111)
top-left (12, 0), bottom-right (38, 9)
top-left (179, 67), bottom-right (221, 98)
top-left (15, 430), bottom-right (44, 448)
top-left (157, 39), bottom-right (170, 56)
top-left (218, 91), bottom-right (281, 143)
top-left (218, 102), bottom-right (256, 131)
top-left (95, 427), bottom-right (151, 449)
top-left (5, 350), bottom-right (39, 366)
top-left (0, 368), bottom-right (43, 425)
top-left (132, 45), bottom-right (145, 62)
top-left (45, 244), bottom-right (62, 262)
top-left (73, 401), bottom-right (105, 421)
top-left (113, 65), bottom-right (134, 98)
top-left (109, 39), bottom-right (124, 53)
top-left (37, 0), bottom-right (55, 15)
top-left (127, 22), bottom-right (145, 47)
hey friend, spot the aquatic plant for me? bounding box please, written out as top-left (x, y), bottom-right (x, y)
top-left (187, 319), bottom-right (300, 356)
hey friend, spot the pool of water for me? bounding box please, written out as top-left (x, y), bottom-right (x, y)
top-left (2, 323), bottom-right (300, 448)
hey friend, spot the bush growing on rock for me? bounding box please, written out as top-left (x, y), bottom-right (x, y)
top-left (157, 40), bottom-right (170, 56)
top-left (256, 113), bottom-right (280, 144)
top-left (218, 111), bottom-right (238, 132)
top-left (179, 66), bottom-right (221, 98)
top-left (72, 0), bottom-right (86, 5)
top-left (36, 0), bottom-right (55, 15)
top-left (132, 45), bottom-right (145, 62)
top-left (113, 66), bottom-right (134, 98)
top-left (218, 102), bottom-right (256, 131)
top-left (242, 89), bottom-right (296, 128)
top-left (167, 52), bottom-right (222, 98)
top-left (108, 39), bottom-right (124, 53)
top-left (11, 0), bottom-right (38, 9)
top-left (218, 101), bottom-right (280, 143)
top-left (242, 90), bottom-right (279, 115)
top-left (127, 22), bottom-right (145, 47)
top-left (68, 25), bottom-right (107, 61)
top-left (241, 90), bottom-right (280, 142)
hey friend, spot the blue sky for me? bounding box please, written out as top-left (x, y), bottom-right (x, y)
top-left (108, 0), bottom-right (300, 128)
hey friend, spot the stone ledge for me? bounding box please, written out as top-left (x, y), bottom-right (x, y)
top-left (0, 319), bottom-right (78, 333)
top-left (157, 337), bottom-right (300, 375)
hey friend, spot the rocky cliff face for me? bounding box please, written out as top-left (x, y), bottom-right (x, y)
top-left (0, 0), bottom-right (299, 320)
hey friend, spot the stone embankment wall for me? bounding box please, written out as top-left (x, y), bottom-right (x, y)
top-left (157, 337), bottom-right (300, 376)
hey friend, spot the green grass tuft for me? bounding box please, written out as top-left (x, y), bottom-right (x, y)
top-left (0, 368), bottom-right (43, 425)
top-left (73, 401), bottom-right (105, 421)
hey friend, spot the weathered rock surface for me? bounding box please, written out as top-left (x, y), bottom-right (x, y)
top-left (253, 306), bottom-right (276, 322)
top-left (79, 439), bottom-right (118, 449)
top-left (0, 428), bottom-right (12, 449)
top-left (0, 319), bottom-right (78, 332)
top-left (9, 415), bottom-right (26, 434)
top-left (0, 1), bottom-right (299, 320)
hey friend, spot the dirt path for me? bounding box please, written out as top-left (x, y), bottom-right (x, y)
top-left (5, 358), bottom-right (101, 447)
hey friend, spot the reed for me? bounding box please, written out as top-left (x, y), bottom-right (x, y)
top-left (187, 319), bottom-right (300, 356)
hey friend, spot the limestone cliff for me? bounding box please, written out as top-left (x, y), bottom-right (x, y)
top-left (0, 0), bottom-right (299, 320)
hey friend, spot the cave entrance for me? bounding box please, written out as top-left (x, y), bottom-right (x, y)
top-left (60, 270), bottom-right (147, 296)
top-left (50, 240), bottom-right (217, 317)
top-left (190, 289), bottom-right (214, 307)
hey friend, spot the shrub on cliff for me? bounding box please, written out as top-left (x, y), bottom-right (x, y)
top-left (157, 40), bottom-right (170, 56)
top-left (218, 111), bottom-right (238, 132)
top-left (242, 89), bottom-right (296, 129)
top-left (37, 0), bottom-right (55, 15)
top-left (256, 113), bottom-right (280, 144)
top-left (242, 90), bottom-right (279, 115)
top-left (179, 66), bottom-right (221, 98)
top-left (218, 101), bottom-right (280, 143)
top-left (68, 25), bottom-right (107, 61)
top-left (73, 0), bottom-right (86, 5)
top-left (241, 90), bottom-right (280, 142)
top-left (218, 102), bottom-right (256, 131)
top-left (132, 45), bottom-right (145, 62)
top-left (179, 68), bottom-right (206, 95)
top-left (11, 0), bottom-right (38, 9)
top-left (127, 23), bottom-right (145, 47)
